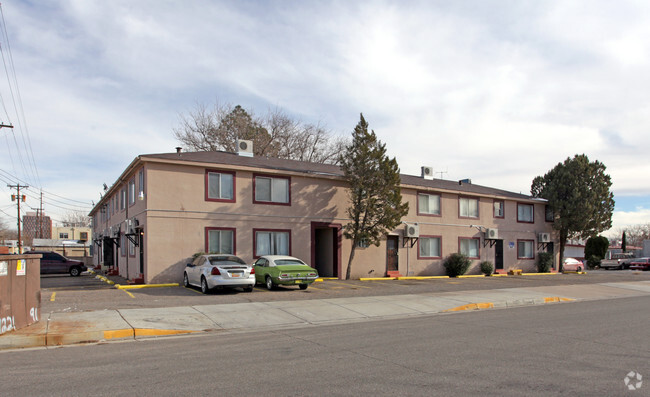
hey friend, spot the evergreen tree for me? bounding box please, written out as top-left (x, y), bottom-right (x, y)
top-left (531, 154), bottom-right (614, 271)
top-left (339, 114), bottom-right (409, 279)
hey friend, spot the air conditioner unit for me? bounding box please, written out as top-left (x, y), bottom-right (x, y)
top-left (421, 166), bottom-right (434, 180)
top-left (125, 219), bottom-right (135, 234)
top-left (404, 223), bottom-right (419, 238)
top-left (236, 139), bottom-right (254, 157)
top-left (113, 226), bottom-right (120, 237)
top-left (485, 228), bottom-right (499, 240)
top-left (538, 233), bottom-right (551, 243)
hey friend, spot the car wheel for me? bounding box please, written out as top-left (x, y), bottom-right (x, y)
top-left (577, 266), bottom-right (583, 272)
top-left (183, 272), bottom-right (189, 288)
top-left (299, 284), bottom-right (308, 290)
top-left (265, 276), bottom-right (274, 291)
top-left (69, 266), bottom-right (81, 277)
top-left (244, 285), bottom-right (254, 292)
top-left (200, 277), bottom-right (209, 294)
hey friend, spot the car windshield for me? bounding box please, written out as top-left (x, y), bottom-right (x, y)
top-left (208, 256), bottom-right (246, 266)
top-left (275, 259), bottom-right (306, 266)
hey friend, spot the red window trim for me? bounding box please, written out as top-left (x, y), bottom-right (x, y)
top-left (417, 235), bottom-right (442, 259)
top-left (458, 237), bottom-right (480, 259)
top-left (458, 196), bottom-right (480, 219)
top-left (253, 228), bottom-right (292, 258)
top-left (252, 173), bottom-right (291, 206)
top-left (204, 227), bottom-right (237, 254)
top-left (493, 199), bottom-right (505, 219)
top-left (204, 169), bottom-right (236, 203)
top-left (517, 239), bottom-right (535, 260)
top-left (416, 191), bottom-right (442, 217)
top-left (128, 177), bottom-right (136, 208)
top-left (516, 202), bottom-right (534, 224)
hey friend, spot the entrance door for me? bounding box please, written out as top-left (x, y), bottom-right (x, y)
top-left (386, 236), bottom-right (399, 273)
top-left (546, 242), bottom-right (555, 271)
top-left (311, 223), bottom-right (341, 278)
top-left (103, 237), bottom-right (114, 268)
top-left (494, 240), bottom-right (504, 270)
top-left (138, 228), bottom-right (144, 274)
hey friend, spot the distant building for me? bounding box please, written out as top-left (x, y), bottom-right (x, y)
top-left (52, 226), bottom-right (91, 242)
top-left (22, 211), bottom-right (52, 240)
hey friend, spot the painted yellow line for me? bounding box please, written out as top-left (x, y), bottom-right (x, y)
top-left (185, 286), bottom-right (204, 294)
top-left (325, 280), bottom-right (372, 289)
top-left (522, 273), bottom-right (560, 276)
top-left (544, 297), bottom-right (575, 303)
top-left (457, 275), bottom-right (486, 278)
top-left (397, 276), bottom-right (450, 280)
top-left (104, 329), bottom-right (134, 339)
top-left (115, 283), bottom-right (179, 289)
top-left (120, 289), bottom-right (135, 298)
top-left (491, 274), bottom-right (509, 277)
top-left (444, 302), bottom-right (494, 312)
top-left (359, 277), bottom-right (397, 281)
top-left (317, 277), bottom-right (338, 281)
top-left (50, 292), bottom-right (56, 302)
top-left (134, 329), bottom-right (199, 337)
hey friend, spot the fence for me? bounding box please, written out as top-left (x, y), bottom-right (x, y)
top-left (0, 254), bottom-right (41, 335)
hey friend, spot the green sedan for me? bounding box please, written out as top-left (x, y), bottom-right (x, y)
top-left (253, 255), bottom-right (319, 290)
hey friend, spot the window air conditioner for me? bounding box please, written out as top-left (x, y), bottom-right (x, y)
top-left (485, 228), bottom-right (498, 239)
top-left (421, 166), bottom-right (434, 180)
top-left (538, 233), bottom-right (551, 243)
top-left (236, 139), bottom-right (254, 157)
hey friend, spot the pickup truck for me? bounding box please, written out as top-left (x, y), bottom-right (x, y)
top-left (600, 254), bottom-right (634, 270)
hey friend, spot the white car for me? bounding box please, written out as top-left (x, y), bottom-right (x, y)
top-left (562, 257), bottom-right (584, 272)
top-left (183, 254), bottom-right (255, 294)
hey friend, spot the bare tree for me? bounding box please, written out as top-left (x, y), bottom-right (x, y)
top-left (173, 102), bottom-right (346, 164)
top-left (61, 211), bottom-right (92, 228)
top-left (614, 224), bottom-right (650, 247)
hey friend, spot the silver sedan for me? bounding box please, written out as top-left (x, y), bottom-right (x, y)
top-left (183, 254), bottom-right (255, 294)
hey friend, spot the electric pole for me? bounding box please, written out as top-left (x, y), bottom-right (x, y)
top-left (9, 184), bottom-right (28, 253)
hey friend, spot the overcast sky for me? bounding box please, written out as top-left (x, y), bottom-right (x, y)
top-left (0, 0), bottom-right (648, 237)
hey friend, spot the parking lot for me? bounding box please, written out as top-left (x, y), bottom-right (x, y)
top-left (39, 269), bottom-right (650, 314)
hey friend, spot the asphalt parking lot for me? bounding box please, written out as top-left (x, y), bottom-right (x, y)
top-left (39, 269), bottom-right (650, 314)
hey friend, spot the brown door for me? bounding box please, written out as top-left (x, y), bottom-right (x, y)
top-left (386, 236), bottom-right (399, 273)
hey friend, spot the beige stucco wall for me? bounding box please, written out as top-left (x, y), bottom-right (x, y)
top-left (93, 158), bottom-right (557, 283)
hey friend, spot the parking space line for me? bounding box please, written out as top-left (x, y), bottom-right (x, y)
top-left (50, 292), bottom-right (56, 302)
top-left (120, 289), bottom-right (135, 298)
top-left (185, 286), bottom-right (204, 294)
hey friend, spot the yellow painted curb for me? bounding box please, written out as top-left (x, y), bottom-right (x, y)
top-left (134, 329), bottom-right (199, 337)
top-left (115, 283), bottom-right (179, 289)
top-left (491, 274), bottom-right (509, 277)
top-left (95, 275), bottom-right (115, 285)
top-left (359, 277), bottom-right (397, 281)
top-left (457, 275), bottom-right (486, 278)
top-left (397, 276), bottom-right (450, 280)
top-left (104, 329), bottom-right (135, 339)
top-left (544, 297), bottom-right (575, 303)
top-left (444, 302), bottom-right (494, 312)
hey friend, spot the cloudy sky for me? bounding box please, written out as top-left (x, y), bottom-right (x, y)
top-left (0, 0), bottom-right (648, 237)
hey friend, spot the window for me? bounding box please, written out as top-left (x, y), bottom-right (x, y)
top-left (517, 240), bottom-right (534, 259)
top-left (206, 228), bottom-right (235, 254)
top-left (459, 238), bottom-right (479, 258)
top-left (128, 178), bottom-right (136, 206)
top-left (545, 205), bottom-right (554, 222)
top-left (138, 169), bottom-right (145, 198)
top-left (59, 233), bottom-right (69, 239)
top-left (493, 200), bottom-right (504, 218)
top-left (419, 236), bottom-right (441, 258)
top-left (356, 238), bottom-right (370, 248)
top-left (120, 188), bottom-right (126, 210)
top-left (418, 193), bottom-right (441, 216)
top-left (254, 229), bottom-right (290, 257)
top-left (107, 201), bottom-right (111, 220)
top-left (517, 203), bottom-right (534, 223)
top-left (459, 197), bottom-right (479, 218)
top-left (206, 170), bottom-right (235, 202)
top-left (120, 234), bottom-right (126, 257)
top-left (80, 232), bottom-right (88, 241)
top-left (254, 175), bottom-right (290, 204)
top-left (128, 236), bottom-right (135, 256)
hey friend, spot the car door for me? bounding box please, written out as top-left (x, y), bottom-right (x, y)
top-left (253, 258), bottom-right (268, 284)
top-left (188, 257), bottom-right (203, 286)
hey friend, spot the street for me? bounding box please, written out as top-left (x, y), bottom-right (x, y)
top-left (1, 295), bottom-right (648, 396)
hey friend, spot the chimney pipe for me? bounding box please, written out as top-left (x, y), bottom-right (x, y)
top-left (176, 147), bottom-right (182, 155)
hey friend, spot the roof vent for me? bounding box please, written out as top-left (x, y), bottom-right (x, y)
top-left (236, 139), bottom-right (254, 157)
top-left (176, 147), bottom-right (182, 155)
top-left (458, 178), bottom-right (472, 185)
top-left (421, 166), bottom-right (434, 180)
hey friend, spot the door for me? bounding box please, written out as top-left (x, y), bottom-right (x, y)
top-left (103, 237), bottom-right (114, 268)
top-left (494, 240), bottom-right (504, 270)
top-left (386, 236), bottom-right (399, 273)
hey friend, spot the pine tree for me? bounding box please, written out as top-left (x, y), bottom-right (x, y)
top-left (339, 114), bottom-right (409, 279)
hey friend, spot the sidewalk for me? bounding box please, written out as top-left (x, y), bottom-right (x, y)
top-left (2, 280), bottom-right (649, 351)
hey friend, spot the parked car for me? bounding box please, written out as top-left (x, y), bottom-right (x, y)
top-left (562, 257), bottom-right (584, 272)
top-left (629, 257), bottom-right (650, 271)
top-left (183, 254), bottom-right (255, 294)
top-left (253, 255), bottom-right (319, 290)
top-left (29, 251), bottom-right (87, 276)
top-left (600, 253), bottom-right (635, 270)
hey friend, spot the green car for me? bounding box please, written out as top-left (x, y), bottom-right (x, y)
top-left (253, 255), bottom-right (319, 290)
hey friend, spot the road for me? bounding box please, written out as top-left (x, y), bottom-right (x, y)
top-left (1, 295), bottom-right (648, 396)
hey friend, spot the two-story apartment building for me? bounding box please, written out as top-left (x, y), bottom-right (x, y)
top-left (89, 148), bottom-right (557, 284)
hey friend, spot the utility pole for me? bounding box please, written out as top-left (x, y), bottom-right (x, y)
top-left (9, 184), bottom-right (28, 253)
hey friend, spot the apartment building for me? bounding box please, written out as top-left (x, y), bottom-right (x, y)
top-left (89, 147), bottom-right (556, 284)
